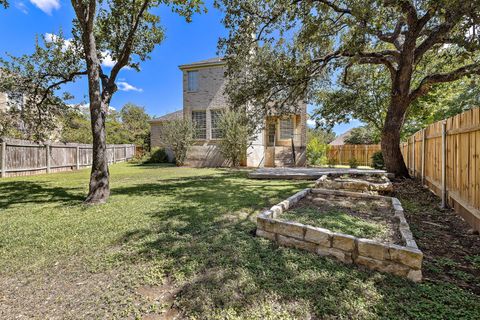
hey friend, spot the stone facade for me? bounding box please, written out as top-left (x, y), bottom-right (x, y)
top-left (315, 173), bottom-right (393, 194)
top-left (149, 58), bottom-right (307, 167)
top-left (256, 188), bottom-right (424, 282)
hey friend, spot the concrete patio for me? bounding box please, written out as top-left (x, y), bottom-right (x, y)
top-left (248, 167), bottom-right (389, 180)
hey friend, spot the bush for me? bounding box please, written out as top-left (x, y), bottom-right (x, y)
top-left (161, 119), bottom-right (195, 166)
top-left (145, 148), bottom-right (169, 164)
top-left (349, 157), bottom-right (359, 168)
top-left (217, 110), bottom-right (253, 167)
top-left (371, 151), bottom-right (385, 169)
top-left (307, 137), bottom-right (330, 166)
top-left (327, 157), bottom-right (337, 168)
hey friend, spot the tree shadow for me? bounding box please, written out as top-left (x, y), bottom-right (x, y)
top-left (0, 181), bottom-right (85, 210)
top-left (111, 172), bottom-right (480, 318)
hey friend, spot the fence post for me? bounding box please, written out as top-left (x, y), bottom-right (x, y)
top-left (113, 145), bottom-right (116, 164)
top-left (421, 128), bottom-right (426, 186)
top-left (46, 143), bottom-right (51, 174)
top-left (441, 121), bottom-right (447, 208)
top-left (125, 145), bottom-right (127, 161)
top-left (1, 140), bottom-right (6, 178)
top-left (412, 135), bottom-right (416, 177)
top-left (76, 146), bottom-right (80, 170)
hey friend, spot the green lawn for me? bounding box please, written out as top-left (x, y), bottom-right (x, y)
top-left (0, 163), bottom-right (479, 319)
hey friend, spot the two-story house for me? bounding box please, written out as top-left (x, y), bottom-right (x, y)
top-left (149, 57), bottom-right (307, 167)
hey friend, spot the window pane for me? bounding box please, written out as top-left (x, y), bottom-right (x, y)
top-left (187, 71), bottom-right (198, 92)
top-left (280, 118), bottom-right (294, 140)
top-left (192, 111), bottom-right (206, 139)
top-left (268, 123), bottom-right (276, 145)
top-left (211, 110), bottom-right (223, 139)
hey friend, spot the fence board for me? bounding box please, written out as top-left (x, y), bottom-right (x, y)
top-left (0, 138), bottom-right (135, 178)
top-left (327, 144), bottom-right (381, 166)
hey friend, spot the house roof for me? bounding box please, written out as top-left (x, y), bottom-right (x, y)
top-left (178, 57), bottom-right (225, 70)
top-left (329, 129), bottom-right (353, 145)
top-left (149, 110), bottom-right (183, 123)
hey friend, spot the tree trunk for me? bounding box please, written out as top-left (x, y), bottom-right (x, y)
top-left (381, 97), bottom-right (410, 178)
top-left (85, 99), bottom-right (110, 204)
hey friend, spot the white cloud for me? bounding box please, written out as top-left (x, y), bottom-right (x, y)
top-left (44, 33), bottom-right (74, 51)
top-left (15, 1), bottom-right (29, 14)
top-left (30, 0), bottom-right (60, 14)
top-left (307, 119), bottom-right (316, 127)
top-left (117, 81), bottom-right (143, 92)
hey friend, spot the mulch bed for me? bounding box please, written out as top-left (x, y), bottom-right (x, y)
top-left (393, 179), bottom-right (480, 294)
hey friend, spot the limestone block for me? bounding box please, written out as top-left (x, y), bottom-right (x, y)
top-left (274, 221), bottom-right (305, 239)
top-left (389, 244), bottom-right (423, 269)
top-left (257, 216), bottom-right (276, 233)
top-left (407, 269), bottom-right (422, 282)
top-left (357, 238), bottom-right (390, 260)
top-left (317, 246), bottom-right (353, 264)
top-left (277, 234), bottom-right (317, 253)
top-left (332, 233), bottom-right (356, 252)
top-left (304, 226), bottom-right (332, 246)
top-left (256, 229), bottom-right (276, 241)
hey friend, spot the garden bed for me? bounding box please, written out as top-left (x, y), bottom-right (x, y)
top-left (256, 188), bottom-right (423, 282)
top-left (315, 172), bottom-right (393, 194)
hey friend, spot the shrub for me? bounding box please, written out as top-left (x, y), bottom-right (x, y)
top-left (217, 109), bottom-right (253, 167)
top-left (371, 151), bottom-right (385, 169)
top-left (161, 119), bottom-right (195, 166)
top-left (327, 157), bottom-right (338, 168)
top-left (306, 137), bottom-right (329, 166)
top-left (145, 148), bottom-right (168, 164)
top-left (349, 157), bottom-right (359, 168)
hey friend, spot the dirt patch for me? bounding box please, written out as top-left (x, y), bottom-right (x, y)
top-left (282, 194), bottom-right (402, 244)
top-left (136, 278), bottom-right (182, 320)
top-left (394, 179), bottom-right (480, 294)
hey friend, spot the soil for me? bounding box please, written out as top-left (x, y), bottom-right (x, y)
top-left (285, 194), bottom-right (403, 244)
top-left (393, 179), bottom-right (480, 294)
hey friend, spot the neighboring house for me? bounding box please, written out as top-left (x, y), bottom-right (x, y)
top-left (149, 57), bottom-right (307, 167)
top-left (329, 129), bottom-right (353, 146)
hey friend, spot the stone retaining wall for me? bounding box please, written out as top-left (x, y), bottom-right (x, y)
top-left (314, 174), bottom-right (393, 194)
top-left (256, 188), bottom-right (423, 282)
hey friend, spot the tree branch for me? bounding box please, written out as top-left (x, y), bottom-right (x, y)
top-left (409, 63), bottom-right (480, 101)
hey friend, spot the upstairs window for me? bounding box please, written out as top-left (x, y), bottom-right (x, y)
top-left (211, 110), bottom-right (223, 139)
top-left (187, 71), bottom-right (198, 92)
top-left (279, 117), bottom-right (294, 140)
top-left (192, 111), bottom-right (206, 139)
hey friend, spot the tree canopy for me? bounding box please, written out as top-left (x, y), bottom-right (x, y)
top-left (218, 0), bottom-right (480, 176)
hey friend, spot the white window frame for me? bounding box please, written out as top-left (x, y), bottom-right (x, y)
top-left (279, 117), bottom-right (294, 140)
top-left (192, 110), bottom-right (207, 139)
top-left (187, 71), bottom-right (199, 92)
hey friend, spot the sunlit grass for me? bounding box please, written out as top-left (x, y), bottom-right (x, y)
top-left (0, 163), bottom-right (478, 319)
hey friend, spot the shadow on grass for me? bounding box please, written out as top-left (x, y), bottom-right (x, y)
top-left (0, 181), bottom-right (85, 210)
top-left (109, 173), bottom-right (480, 319)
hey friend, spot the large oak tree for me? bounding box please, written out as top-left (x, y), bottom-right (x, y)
top-left (1, 0), bottom-right (203, 203)
top-left (218, 0), bottom-right (480, 176)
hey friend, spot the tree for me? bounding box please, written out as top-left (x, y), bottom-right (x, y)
top-left (1, 0), bottom-right (203, 203)
top-left (344, 126), bottom-right (380, 145)
top-left (119, 103), bottom-right (151, 147)
top-left (217, 109), bottom-right (253, 167)
top-left (161, 119), bottom-right (195, 166)
top-left (218, 0), bottom-right (480, 177)
top-left (1, 0), bottom-right (8, 9)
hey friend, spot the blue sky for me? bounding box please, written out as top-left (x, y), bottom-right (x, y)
top-left (0, 0), bottom-right (360, 135)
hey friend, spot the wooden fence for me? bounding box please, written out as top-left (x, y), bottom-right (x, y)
top-left (401, 107), bottom-right (480, 231)
top-left (327, 144), bottom-right (381, 166)
top-left (0, 138), bottom-right (136, 178)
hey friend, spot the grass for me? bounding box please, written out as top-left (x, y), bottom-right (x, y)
top-left (281, 207), bottom-right (389, 239)
top-left (0, 163), bottom-right (479, 319)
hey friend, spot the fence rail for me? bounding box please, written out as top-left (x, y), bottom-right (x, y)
top-left (0, 138), bottom-right (135, 178)
top-left (401, 107), bottom-right (480, 231)
top-left (327, 144), bottom-right (381, 166)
